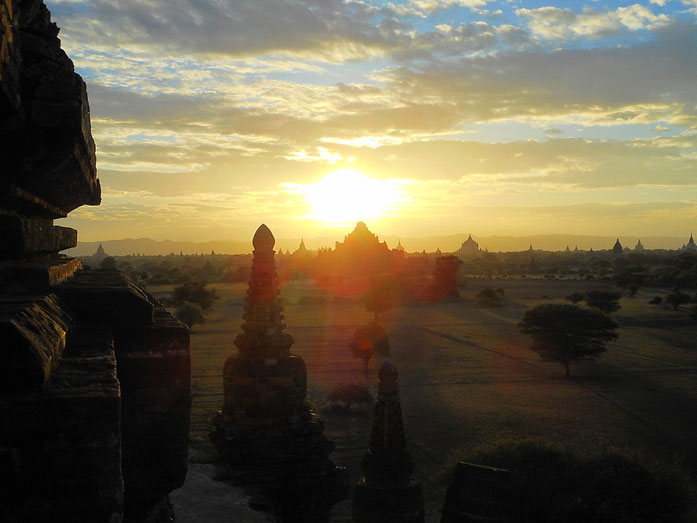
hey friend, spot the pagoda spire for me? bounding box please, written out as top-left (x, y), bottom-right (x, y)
top-left (352, 359), bottom-right (424, 522)
top-left (212, 224), bottom-right (347, 518)
top-left (234, 224), bottom-right (293, 360)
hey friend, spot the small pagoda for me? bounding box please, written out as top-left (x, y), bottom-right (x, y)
top-left (210, 224), bottom-right (347, 519)
top-left (352, 359), bottom-right (424, 522)
top-left (612, 238), bottom-right (623, 255)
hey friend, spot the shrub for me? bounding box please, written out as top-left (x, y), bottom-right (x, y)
top-left (100, 256), bottom-right (117, 270)
top-left (474, 288), bottom-right (504, 307)
top-left (299, 295), bottom-right (328, 306)
top-left (350, 322), bottom-right (390, 372)
top-left (584, 290), bottom-right (622, 313)
top-left (327, 383), bottom-right (372, 410)
top-left (446, 439), bottom-right (693, 522)
top-left (566, 291), bottom-right (585, 304)
top-left (176, 301), bottom-right (205, 329)
top-left (170, 281), bottom-right (219, 311)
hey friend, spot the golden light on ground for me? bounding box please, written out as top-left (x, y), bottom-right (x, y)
top-left (285, 170), bottom-right (407, 225)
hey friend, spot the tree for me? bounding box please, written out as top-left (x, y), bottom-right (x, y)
top-left (349, 321), bottom-right (391, 372)
top-left (100, 256), bottom-right (117, 270)
top-left (565, 291), bottom-right (584, 304)
top-left (665, 291), bottom-right (691, 311)
top-left (169, 281), bottom-right (219, 311)
top-left (584, 290), bottom-right (622, 313)
top-left (176, 301), bottom-right (205, 329)
top-left (432, 255), bottom-right (462, 300)
top-left (365, 277), bottom-right (402, 320)
top-left (474, 288), bottom-right (503, 307)
top-left (518, 304), bottom-right (618, 377)
top-left (328, 383), bottom-right (372, 410)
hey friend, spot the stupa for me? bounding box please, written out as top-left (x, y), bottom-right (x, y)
top-left (682, 234), bottom-right (697, 251)
top-left (210, 224), bottom-right (347, 519)
top-left (457, 234), bottom-right (479, 258)
top-left (612, 238), bottom-right (623, 254)
top-left (352, 359), bottom-right (424, 522)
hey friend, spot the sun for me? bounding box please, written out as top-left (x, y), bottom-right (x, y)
top-left (301, 170), bottom-right (404, 225)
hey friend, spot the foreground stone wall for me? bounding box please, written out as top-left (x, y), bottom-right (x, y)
top-left (0, 1), bottom-right (191, 521)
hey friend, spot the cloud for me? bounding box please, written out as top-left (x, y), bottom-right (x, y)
top-left (517, 4), bottom-right (670, 40)
top-left (50, 0), bottom-right (419, 62)
top-left (377, 22), bottom-right (697, 127)
top-left (44, 0), bottom-right (697, 240)
top-left (410, 0), bottom-right (490, 13)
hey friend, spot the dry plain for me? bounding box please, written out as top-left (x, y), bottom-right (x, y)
top-left (151, 279), bottom-right (697, 522)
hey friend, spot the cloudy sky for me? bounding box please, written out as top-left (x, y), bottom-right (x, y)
top-left (49, 0), bottom-right (697, 243)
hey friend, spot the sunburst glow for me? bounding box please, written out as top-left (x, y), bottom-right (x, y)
top-left (287, 170), bottom-right (407, 225)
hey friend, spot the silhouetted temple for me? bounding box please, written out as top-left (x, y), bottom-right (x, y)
top-left (612, 238), bottom-right (623, 254)
top-left (314, 221), bottom-right (404, 287)
top-left (1, 2), bottom-right (190, 520)
top-left (93, 242), bottom-right (108, 263)
top-left (352, 359), bottom-right (424, 522)
top-left (682, 234), bottom-right (697, 251)
top-left (457, 234), bottom-right (479, 258)
top-left (210, 224), bottom-right (347, 519)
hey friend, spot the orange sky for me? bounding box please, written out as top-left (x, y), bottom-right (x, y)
top-left (46, 0), bottom-right (697, 242)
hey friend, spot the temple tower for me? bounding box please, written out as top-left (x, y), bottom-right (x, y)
top-left (352, 359), bottom-right (424, 522)
top-left (211, 224), bottom-right (347, 519)
top-left (612, 238), bottom-right (623, 255)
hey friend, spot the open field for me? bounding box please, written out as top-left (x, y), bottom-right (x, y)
top-left (150, 279), bottom-right (697, 522)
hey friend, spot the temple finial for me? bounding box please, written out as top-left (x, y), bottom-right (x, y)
top-left (252, 223), bottom-right (275, 251)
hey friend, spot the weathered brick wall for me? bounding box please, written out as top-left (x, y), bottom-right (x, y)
top-left (1, 0), bottom-right (100, 214)
top-left (0, 0), bottom-right (20, 113)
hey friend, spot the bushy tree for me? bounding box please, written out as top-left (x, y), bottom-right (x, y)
top-left (566, 291), bottom-right (585, 304)
top-left (474, 288), bottom-right (504, 307)
top-left (665, 291), bottom-right (691, 311)
top-left (365, 277), bottom-right (402, 320)
top-left (169, 281), bottom-right (219, 311)
top-left (350, 321), bottom-right (390, 372)
top-left (518, 304), bottom-right (618, 377)
top-left (100, 256), bottom-right (117, 270)
top-left (328, 383), bottom-right (372, 410)
top-left (432, 255), bottom-right (462, 300)
top-left (176, 301), bottom-right (205, 329)
top-left (584, 290), bottom-right (622, 313)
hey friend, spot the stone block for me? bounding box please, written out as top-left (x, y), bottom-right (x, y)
top-left (0, 0), bottom-right (20, 115)
top-left (0, 293), bottom-right (72, 394)
top-left (441, 462), bottom-right (511, 522)
top-left (0, 215), bottom-right (77, 256)
top-left (0, 327), bottom-right (123, 521)
top-left (0, 0), bottom-right (100, 215)
top-left (353, 480), bottom-right (425, 523)
top-left (56, 268), bottom-right (154, 326)
top-left (113, 306), bottom-right (191, 517)
top-left (0, 256), bottom-right (81, 290)
top-left (0, 184), bottom-right (67, 219)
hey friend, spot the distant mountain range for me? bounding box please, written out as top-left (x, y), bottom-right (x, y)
top-left (64, 233), bottom-right (691, 257)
